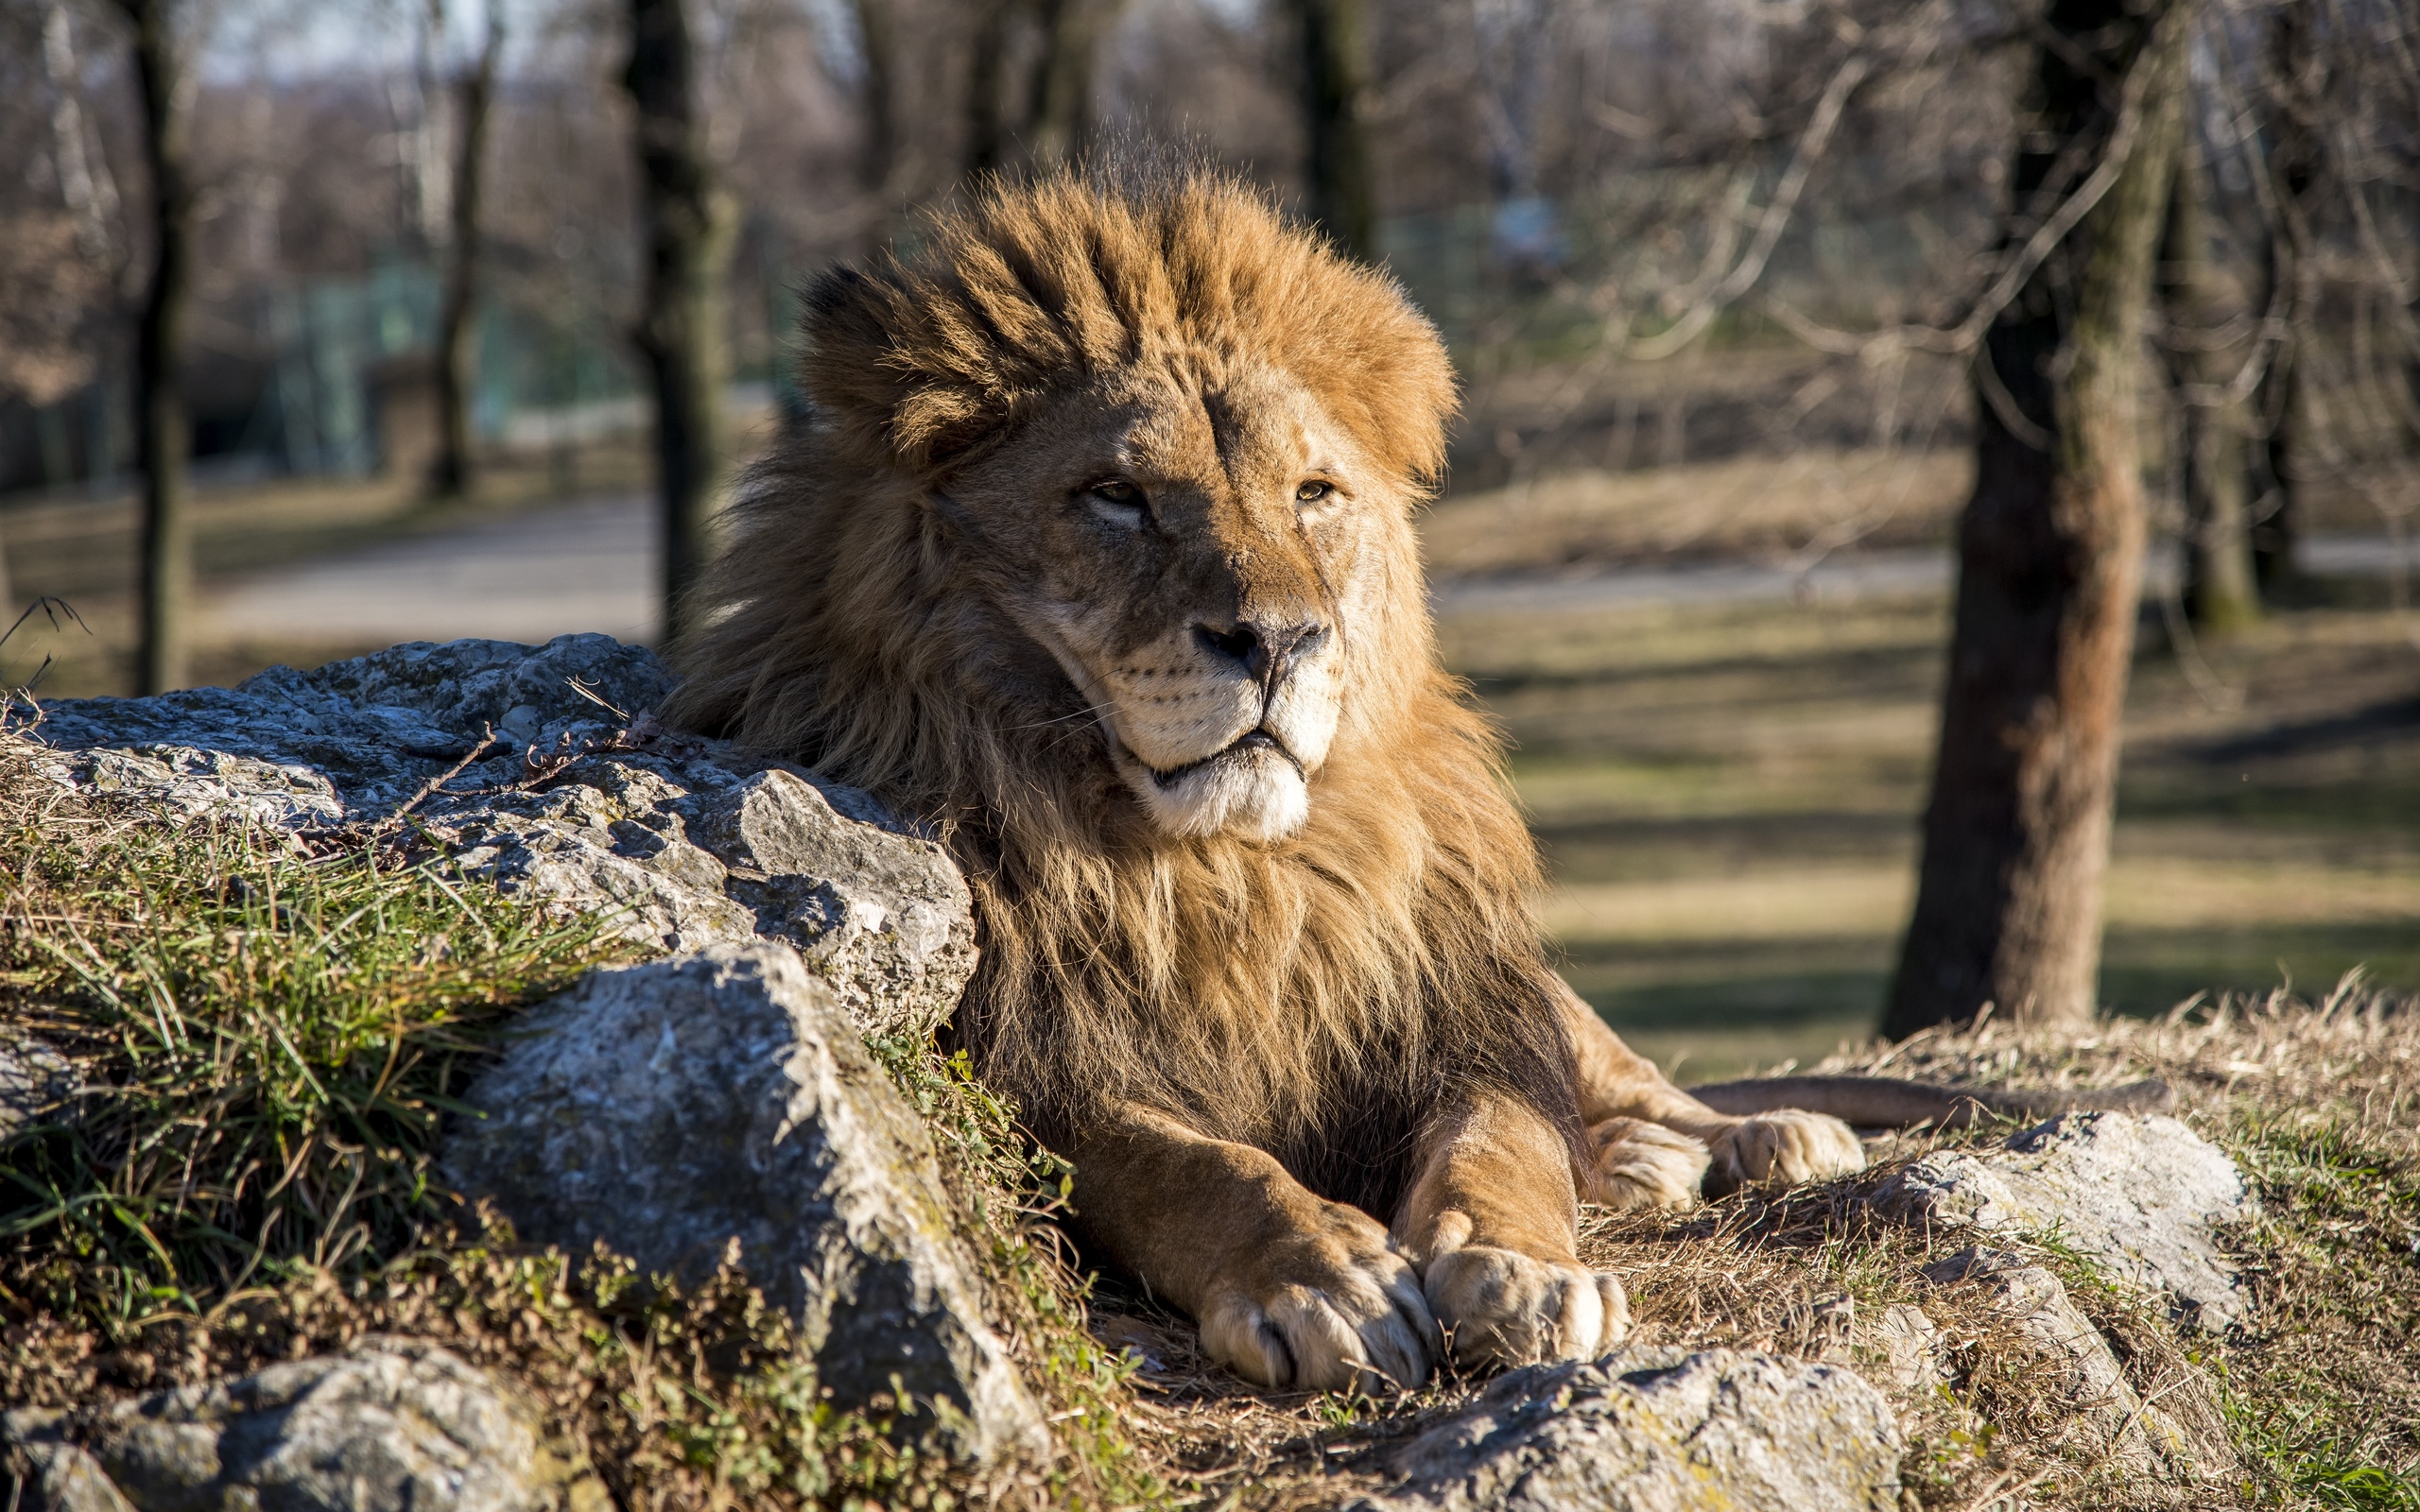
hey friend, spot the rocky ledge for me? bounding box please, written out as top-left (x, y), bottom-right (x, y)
top-left (30, 635), bottom-right (975, 1041)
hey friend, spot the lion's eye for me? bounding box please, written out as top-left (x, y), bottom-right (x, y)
top-left (1090, 479), bottom-right (1142, 506)
top-left (1295, 480), bottom-right (1336, 506)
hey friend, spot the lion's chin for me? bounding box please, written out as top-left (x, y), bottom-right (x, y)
top-left (1130, 744), bottom-right (1309, 843)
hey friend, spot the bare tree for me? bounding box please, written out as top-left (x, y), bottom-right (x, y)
top-left (113, 0), bottom-right (195, 695)
top-left (1884, 0), bottom-right (2192, 1037)
top-left (2160, 134), bottom-right (2260, 630)
top-left (626, 0), bottom-right (735, 643)
top-left (428, 0), bottom-right (506, 501)
top-left (967, 0), bottom-right (1119, 177)
top-left (1288, 0), bottom-right (1374, 258)
top-left (853, 0), bottom-right (898, 202)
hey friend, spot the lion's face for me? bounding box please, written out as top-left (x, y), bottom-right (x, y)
top-left (948, 360), bottom-right (1405, 843)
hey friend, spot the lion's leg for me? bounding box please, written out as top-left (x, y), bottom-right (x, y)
top-left (1554, 976), bottom-right (1864, 1197)
top-left (1391, 1091), bottom-right (1629, 1371)
top-left (1066, 1102), bottom-right (1438, 1394)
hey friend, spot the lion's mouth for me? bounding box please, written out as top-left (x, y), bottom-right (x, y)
top-left (1143, 730), bottom-right (1304, 790)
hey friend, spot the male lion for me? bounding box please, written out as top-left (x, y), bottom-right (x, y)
top-left (666, 172), bottom-right (2166, 1392)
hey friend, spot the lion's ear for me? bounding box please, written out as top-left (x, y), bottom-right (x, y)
top-left (799, 264), bottom-right (1010, 473)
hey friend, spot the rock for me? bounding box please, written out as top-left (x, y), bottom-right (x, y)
top-left (36, 747), bottom-right (345, 829)
top-left (690, 769), bottom-right (977, 1037)
top-left (34, 636), bottom-right (668, 816)
top-left (1864, 1302), bottom-right (1946, 1394)
top-left (30, 637), bottom-right (976, 1040)
top-left (3, 1428), bottom-right (138, 1512)
top-left (0, 1029), bottom-right (81, 1143)
top-left (1919, 1247), bottom-right (2220, 1482)
top-left (1872, 1112), bottom-right (2254, 1328)
top-left (2, 1340), bottom-right (598, 1512)
top-left (441, 942), bottom-right (1044, 1463)
top-left (1348, 1349), bottom-right (1902, 1512)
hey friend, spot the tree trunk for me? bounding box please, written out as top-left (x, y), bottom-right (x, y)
top-left (854, 0), bottom-right (898, 203)
top-left (963, 0), bottom-right (1011, 178)
top-left (2253, 5), bottom-right (2322, 590)
top-left (1288, 0), bottom-right (1374, 260)
top-left (2160, 141), bottom-right (2260, 631)
top-left (626, 0), bottom-right (735, 646)
top-left (965, 0), bottom-right (1115, 180)
top-left (429, 2), bottom-right (504, 501)
top-left (1023, 0), bottom-right (1114, 169)
top-left (1883, 0), bottom-right (2190, 1039)
top-left (118, 0), bottom-right (192, 696)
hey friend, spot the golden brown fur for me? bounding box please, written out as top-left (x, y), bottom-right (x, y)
top-left (666, 173), bottom-right (1579, 1207)
top-left (667, 170), bottom-right (1872, 1390)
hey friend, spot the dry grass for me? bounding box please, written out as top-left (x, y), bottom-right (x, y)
top-left (1080, 987), bottom-right (2420, 1511)
top-left (1423, 446), bottom-right (1971, 578)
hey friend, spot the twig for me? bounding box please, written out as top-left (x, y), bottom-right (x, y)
top-left (374, 724), bottom-right (496, 833)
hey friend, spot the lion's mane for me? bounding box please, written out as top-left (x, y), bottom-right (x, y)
top-left (666, 172), bottom-right (1582, 1216)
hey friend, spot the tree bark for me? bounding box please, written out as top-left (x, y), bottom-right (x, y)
top-left (2252, 4), bottom-right (2322, 589)
top-left (963, 0), bottom-right (1012, 178)
top-left (1023, 0), bottom-right (1114, 169)
top-left (2160, 141), bottom-right (2260, 630)
top-left (625, 0), bottom-right (735, 645)
top-left (1883, 0), bottom-right (2190, 1039)
top-left (853, 0), bottom-right (898, 202)
top-left (429, 2), bottom-right (504, 501)
top-left (965, 0), bottom-right (1115, 180)
top-left (1288, 0), bottom-right (1375, 260)
top-left (117, 0), bottom-right (192, 696)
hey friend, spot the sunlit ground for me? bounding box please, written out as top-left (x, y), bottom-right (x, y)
top-left (1442, 583), bottom-right (2420, 1080)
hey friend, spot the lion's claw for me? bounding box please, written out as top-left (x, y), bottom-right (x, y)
top-left (1422, 1246), bottom-right (1629, 1371)
top-left (1703, 1108), bottom-right (1866, 1196)
top-left (1197, 1201), bottom-right (1438, 1393)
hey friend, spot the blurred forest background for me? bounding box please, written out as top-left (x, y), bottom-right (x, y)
top-left (0, 0), bottom-right (2414, 1071)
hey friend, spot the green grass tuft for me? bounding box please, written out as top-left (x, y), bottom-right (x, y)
top-left (0, 793), bottom-right (631, 1329)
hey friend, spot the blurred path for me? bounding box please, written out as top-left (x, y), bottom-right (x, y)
top-left (1434, 533), bottom-right (2420, 615)
top-left (201, 493), bottom-right (659, 646)
top-left (199, 488), bottom-right (2420, 646)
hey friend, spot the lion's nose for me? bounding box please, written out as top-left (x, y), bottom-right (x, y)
top-left (1195, 618), bottom-right (1330, 691)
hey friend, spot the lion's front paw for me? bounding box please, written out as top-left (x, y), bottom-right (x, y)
top-left (1197, 1201), bottom-right (1439, 1394)
top-left (1583, 1116), bottom-right (1711, 1211)
top-left (1422, 1246), bottom-right (1629, 1372)
top-left (1703, 1109), bottom-right (1866, 1196)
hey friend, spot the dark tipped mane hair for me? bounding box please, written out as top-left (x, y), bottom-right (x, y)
top-left (664, 170), bottom-right (1584, 1217)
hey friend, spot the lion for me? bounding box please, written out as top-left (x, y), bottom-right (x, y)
top-left (665, 171), bottom-right (2169, 1393)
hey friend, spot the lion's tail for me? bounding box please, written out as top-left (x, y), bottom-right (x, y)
top-left (1680, 1074), bottom-right (2176, 1131)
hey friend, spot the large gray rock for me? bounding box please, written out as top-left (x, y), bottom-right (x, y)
top-left (29, 637), bottom-right (977, 1040)
top-left (689, 769), bottom-right (977, 1036)
top-left (1348, 1349), bottom-right (1902, 1512)
top-left (2, 1339), bottom-right (600, 1512)
top-left (441, 942), bottom-right (1044, 1464)
top-left (1919, 1247), bottom-right (2225, 1484)
top-left (34, 636), bottom-right (670, 815)
top-left (1873, 1112), bottom-right (2254, 1328)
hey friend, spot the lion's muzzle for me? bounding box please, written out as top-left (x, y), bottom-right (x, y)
top-left (1098, 609), bottom-right (1342, 844)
